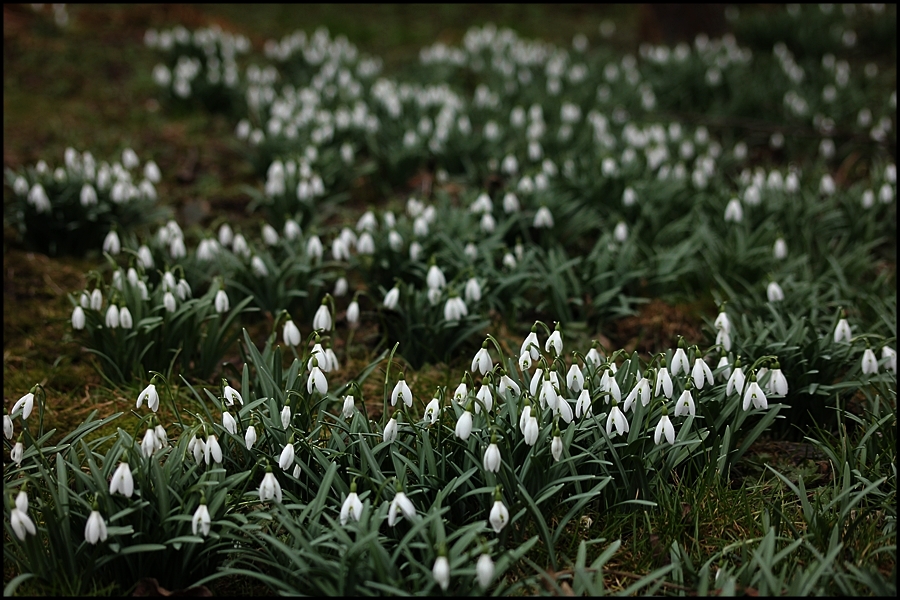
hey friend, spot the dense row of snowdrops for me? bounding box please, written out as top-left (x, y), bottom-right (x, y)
top-left (4, 4), bottom-right (897, 595)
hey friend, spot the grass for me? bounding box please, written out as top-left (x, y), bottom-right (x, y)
top-left (3, 3), bottom-right (896, 596)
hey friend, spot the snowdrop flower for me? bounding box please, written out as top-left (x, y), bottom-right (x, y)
top-left (566, 363), bottom-right (584, 393)
top-left (223, 384), bottom-right (243, 406)
top-left (717, 356), bottom-right (731, 381)
top-left (483, 438), bottom-right (501, 472)
top-left (551, 433), bottom-right (563, 462)
top-left (452, 378), bottom-right (468, 404)
top-left (140, 427), bottom-right (159, 457)
top-left (222, 410), bottom-right (237, 435)
top-left (489, 493), bottom-right (510, 533)
top-left (250, 255), bottom-right (269, 277)
top-left (539, 374), bottom-right (559, 410)
top-left (342, 395), bottom-right (357, 420)
top-left (10, 491), bottom-right (36, 541)
top-left (673, 383), bottom-right (696, 417)
top-left (189, 435), bottom-right (205, 465)
top-left (313, 301), bottom-right (332, 332)
top-left (655, 363), bottom-right (673, 399)
top-left (692, 358), bottom-right (714, 389)
top-left (671, 343), bottom-right (690, 376)
top-left (12, 391), bottom-right (35, 420)
top-left (346, 297), bottom-right (361, 328)
top-left (383, 286), bottom-right (400, 310)
top-left (767, 361), bottom-right (789, 395)
top-left (244, 425), bottom-right (257, 450)
top-left (498, 372), bottom-right (520, 398)
top-left (477, 553), bottom-right (495, 590)
top-left (726, 358), bottom-right (746, 396)
top-left (545, 325), bottom-right (563, 356)
top-left (214, 289), bottom-right (230, 313)
top-left (281, 405), bottom-right (291, 429)
top-left (455, 408), bottom-right (474, 441)
top-left (109, 461), bottom-right (134, 497)
top-left (192, 503), bottom-right (211, 537)
top-left (4, 414), bottom-right (12, 440)
top-left (262, 223), bottom-right (279, 246)
top-left (11, 440), bottom-right (25, 465)
top-left (27, 184), bottom-right (51, 213)
top-left (306, 234), bottom-right (324, 260)
top-left (476, 380), bottom-right (494, 413)
top-left (307, 360), bottom-right (328, 395)
top-left (444, 290), bottom-right (469, 323)
top-left (386, 488), bottom-right (417, 528)
top-left (284, 219), bottom-right (302, 241)
top-left (137, 382), bottom-right (159, 412)
top-left (521, 327), bottom-right (541, 363)
top-left (471, 342), bottom-right (493, 375)
top-left (533, 206), bottom-right (554, 228)
top-left (716, 327), bottom-right (732, 352)
top-left (742, 373), bottom-right (768, 410)
top-left (606, 401), bottom-right (630, 437)
top-left (340, 482), bottom-right (364, 526)
top-left (282, 318), bottom-right (301, 347)
top-left (586, 343), bottom-right (604, 368)
top-left (654, 410), bottom-right (676, 445)
top-left (90, 288), bottom-right (103, 310)
top-left (104, 304), bottom-right (120, 328)
top-left (724, 198), bottom-right (743, 222)
top-left (883, 346), bottom-right (896, 374)
top-left (85, 508), bottom-right (108, 545)
top-left (773, 237), bottom-right (787, 260)
top-left (861, 348), bottom-right (879, 375)
top-left (204, 435), bottom-right (223, 465)
top-left (575, 389), bottom-right (592, 418)
top-left (503, 192), bottom-right (520, 213)
top-left (103, 230), bottom-right (121, 255)
top-left (834, 315), bottom-right (852, 343)
top-left (423, 397), bottom-right (440, 424)
top-left (523, 413), bottom-right (539, 446)
top-left (766, 281), bottom-right (784, 302)
top-left (391, 374), bottom-right (413, 408)
top-left (137, 245), bottom-right (154, 269)
top-left (502, 250), bottom-right (517, 269)
top-left (279, 439), bottom-right (295, 470)
top-left (163, 291), bottom-right (177, 313)
top-left (259, 468), bottom-right (282, 503)
top-left (383, 417), bottom-right (398, 444)
top-left (623, 375), bottom-right (651, 411)
top-left (464, 277), bottom-right (482, 303)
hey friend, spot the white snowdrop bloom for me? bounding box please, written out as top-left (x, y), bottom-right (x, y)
top-left (214, 289), bottom-right (230, 313)
top-left (356, 231), bottom-right (375, 255)
top-left (204, 435), bottom-right (223, 465)
top-left (483, 443), bottom-right (501, 472)
top-left (109, 462), bottom-right (135, 498)
top-left (279, 441), bottom-right (296, 470)
top-left (144, 160), bottom-right (161, 183)
top-left (489, 499), bottom-right (510, 533)
top-left (622, 187), bottom-right (637, 206)
top-left (623, 376), bottom-right (651, 411)
top-left (283, 319), bottom-right (301, 347)
top-left (881, 346), bottom-right (895, 373)
top-left (105, 304), bottom-right (120, 328)
top-left (383, 286), bottom-right (400, 310)
top-left (767, 281), bottom-right (785, 302)
top-left (390, 376), bottom-right (413, 408)
top-left (444, 296), bottom-right (469, 323)
top-left (284, 218), bottom-right (301, 241)
top-left (767, 365), bottom-right (789, 395)
top-left (231, 234), bottom-right (250, 259)
top-left (716, 328), bottom-right (732, 352)
top-left (673, 388), bottom-right (696, 417)
top-left (576, 389), bottom-right (592, 418)
top-left (261, 224), bottom-right (279, 246)
top-left (716, 356), bottom-right (731, 381)
top-left (409, 241), bottom-right (423, 261)
top-left (879, 183), bottom-right (894, 204)
top-left (606, 403), bottom-right (630, 437)
top-left (307, 363), bottom-right (328, 395)
top-left (475, 383), bottom-right (493, 414)
top-left (533, 206), bottom-right (554, 228)
top-left (654, 413), bottom-right (676, 445)
top-left (551, 435), bottom-right (563, 462)
top-left (498, 373), bottom-right (520, 398)
top-left (387, 490), bottom-right (416, 527)
top-left (313, 302), bottom-right (332, 332)
top-left (503, 192), bottom-right (520, 213)
top-left (333, 277), bottom-right (349, 297)
top-left (523, 415), bottom-right (539, 446)
top-left (244, 425), bottom-right (257, 450)
top-left (347, 300), bottom-right (360, 327)
top-left (834, 317), bottom-right (852, 343)
top-left (726, 363), bottom-right (746, 396)
top-left (692, 358), bottom-right (715, 389)
top-left (773, 237), bottom-right (788, 260)
top-left (280, 405), bottom-right (291, 429)
top-left (84, 510), bottom-right (108, 545)
top-left (742, 379), bottom-right (768, 411)
top-left (476, 553), bottom-right (495, 590)
top-left (340, 490), bottom-right (364, 526)
top-left (480, 212), bottom-right (496, 233)
top-left (218, 224), bottom-right (234, 247)
top-left (71, 305), bottom-right (86, 330)
top-left (861, 348), bottom-right (879, 375)
top-left (545, 327), bottom-right (563, 355)
top-left (464, 243), bottom-right (478, 261)
top-left (219, 384), bottom-right (241, 408)
top-left (122, 148), bottom-right (140, 170)
top-left (785, 172), bottom-right (800, 193)
top-left (464, 278), bottom-right (482, 303)
top-left (655, 366), bottom-right (673, 399)
top-left (259, 470), bottom-right (282, 503)
top-left (306, 235), bottom-right (324, 260)
top-left (566, 363), bottom-right (585, 393)
top-left (455, 410), bottom-right (473, 440)
top-left (724, 198), bottom-right (743, 222)
top-left (137, 245), bottom-right (154, 269)
top-left (471, 344), bottom-right (493, 375)
top-left (222, 411), bottom-right (237, 435)
top-left (251, 255), bottom-right (269, 277)
top-left (671, 347), bottom-right (690, 376)
top-left (614, 222), bottom-right (628, 243)
top-left (426, 265), bottom-right (446, 290)
top-left (388, 230), bottom-right (403, 251)
top-left (119, 306), bottom-right (133, 329)
top-left (819, 174), bottom-right (836, 195)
